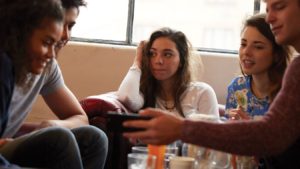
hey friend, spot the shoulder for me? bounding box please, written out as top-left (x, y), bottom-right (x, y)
top-left (228, 75), bottom-right (249, 89)
top-left (186, 81), bottom-right (215, 94)
top-left (230, 76), bottom-right (247, 85)
top-left (43, 59), bottom-right (61, 77)
top-left (281, 56), bottom-right (300, 89)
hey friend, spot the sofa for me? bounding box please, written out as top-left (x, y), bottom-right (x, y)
top-left (79, 93), bottom-right (133, 169)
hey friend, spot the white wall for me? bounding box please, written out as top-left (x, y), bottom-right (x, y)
top-left (27, 42), bottom-right (240, 122)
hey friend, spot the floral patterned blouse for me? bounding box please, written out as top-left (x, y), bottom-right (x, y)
top-left (225, 76), bottom-right (269, 120)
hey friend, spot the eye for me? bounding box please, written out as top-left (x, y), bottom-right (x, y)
top-left (254, 45), bottom-right (264, 50)
top-left (164, 52), bottom-right (173, 58)
top-left (149, 50), bottom-right (156, 57)
top-left (274, 3), bottom-right (286, 11)
top-left (43, 39), bottom-right (52, 46)
top-left (68, 23), bottom-right (75, 31)
top-left (240, 42), bottom-right (246, 48)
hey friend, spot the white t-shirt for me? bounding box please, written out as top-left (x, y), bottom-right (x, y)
top-left (116, 67), bottom-right (219, 118)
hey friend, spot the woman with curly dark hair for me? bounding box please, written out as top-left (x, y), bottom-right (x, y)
top-left (0, 0), bottom-right (107, 168)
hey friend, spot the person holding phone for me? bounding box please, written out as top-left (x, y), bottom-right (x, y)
top-left (123, 0), bottom-right (300, 168)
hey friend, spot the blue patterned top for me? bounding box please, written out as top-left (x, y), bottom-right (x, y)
top-left (225, 76), bottom-right (269, 120)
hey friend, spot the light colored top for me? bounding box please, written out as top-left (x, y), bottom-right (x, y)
top-left (3, 59), bottom-right (64, 137)
top-left (117, 67), bottom-right (219, 118)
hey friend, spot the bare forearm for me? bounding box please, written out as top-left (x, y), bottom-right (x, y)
top-left (39, 114), bottom-right (88, 129)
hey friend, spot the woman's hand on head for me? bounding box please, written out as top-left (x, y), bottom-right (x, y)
top-left (123, 108), bottom-right (184, 145)
top-left (133, 41), bottom-right (146, 68)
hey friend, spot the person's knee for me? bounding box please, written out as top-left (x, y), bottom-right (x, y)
top-left (73, 126), bottom-right (108, 150)
top-left (42, 127), bottom-right (73, 139)
top-left (38, 127), bottom-right (76, 147)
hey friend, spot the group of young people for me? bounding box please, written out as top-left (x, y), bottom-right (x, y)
top-left (1, 0), bottom-right (300, 168)
top-left (117, 12), bottom-right (291, 168)
top-left (122, 0), bottom-right (300, 169)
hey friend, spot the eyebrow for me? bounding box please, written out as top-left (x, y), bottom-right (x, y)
top-left (163, 49), bottom-right (175, 52)
top-left (268, 0), bottom-right (285, 10)
top-left (241, 39), bottom-right (266, 45)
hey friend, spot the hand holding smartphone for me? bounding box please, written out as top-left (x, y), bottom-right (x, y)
top-left (106, 112), bottom-right (152, 132)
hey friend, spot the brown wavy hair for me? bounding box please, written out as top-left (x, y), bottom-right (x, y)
top-left (0, 0), bottom-right (64, 90)
top-left (140, 27), bottom-right (192, 116)
top-left (241, 13), bottom-right (291, 102)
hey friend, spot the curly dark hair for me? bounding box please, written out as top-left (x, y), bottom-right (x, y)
top-left (140, 27), bottom-right (192, 116)
top-left (0, 0), bottom-right (64, 88)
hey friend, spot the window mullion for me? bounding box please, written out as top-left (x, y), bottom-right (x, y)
top-left (254, 0), bottom-right (261, 14)
top-left (126, 0), bottom-right (135, 45)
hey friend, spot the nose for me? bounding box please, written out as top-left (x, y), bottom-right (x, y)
top-left (46, 46), bottom-right (56, 59)
top-left (240, 45), bottom-right (251, 56)
top-left (154, 54), bottom-right (163, 65)
top-left (61, 25), bottom-right (70, 42)
top-left (265, 9), bottom-right (275, 25)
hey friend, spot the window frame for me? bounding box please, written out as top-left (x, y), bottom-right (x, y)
top-left (71, 0), bottom-right (263, 54)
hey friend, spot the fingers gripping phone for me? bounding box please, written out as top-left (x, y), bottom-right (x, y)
top-left (106, 112), bottom-right (152, 132)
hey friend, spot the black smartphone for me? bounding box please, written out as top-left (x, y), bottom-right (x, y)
top-left (106, 112), bottom-right (152, 132)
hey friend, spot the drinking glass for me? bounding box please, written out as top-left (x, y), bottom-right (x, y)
top-left (127, 153), bottom-right (156, 169)
top-left (164, 143), bottom-right (179, 169)
top-left (207, 150), bottom-right (231, 169)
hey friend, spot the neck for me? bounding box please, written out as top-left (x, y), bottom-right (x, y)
top-left (251, 74), bottom-right (270, 99)
top-left (159, 80), bottom-right (174, 101)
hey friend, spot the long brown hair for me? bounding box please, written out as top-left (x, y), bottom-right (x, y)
top-left (140, 27), bottom-right (192, 116)
top-left (241, 13), bottom-right (291, 102)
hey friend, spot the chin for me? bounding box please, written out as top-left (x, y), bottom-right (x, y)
top-left (30, 67), bottom-right (44, 75)
top-left (275, 35), bottom-right (287, 45)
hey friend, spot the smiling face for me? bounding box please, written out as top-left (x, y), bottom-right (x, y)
top-left (55, 7), bottom-right (79, 53)
top-left (27, 18), bottom-right (63, 74)
top-left (265, 0), bottom-right (300, 51)
top-left (239, 26), bottom-right (274, 76)
top-left (149, 37), bottom-right (181, 83)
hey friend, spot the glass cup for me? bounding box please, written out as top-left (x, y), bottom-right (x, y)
top-left (182, 143), bottom-right (209, 169)
top-left (164, 144), bottom-right (179, 169)
top-left (132, 146), bottom-right (148, 154)
top-left (131, 145), bottom-right (178, 169)
top-left (127, 153), bottom-right (156, 169)
top-left (207, 150), bottom-right (231, 169)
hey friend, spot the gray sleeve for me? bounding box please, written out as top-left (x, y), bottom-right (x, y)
top-left (40, 59), bottom-right (64, 96)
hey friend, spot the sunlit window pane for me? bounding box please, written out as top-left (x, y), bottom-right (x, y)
top-left (133, 0), bottom-right (254, 51)
top-left (72, 0), bottom-right (129, 41)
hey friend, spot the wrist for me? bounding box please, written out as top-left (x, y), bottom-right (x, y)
top-left (130, 64), bottom-right (141, 72)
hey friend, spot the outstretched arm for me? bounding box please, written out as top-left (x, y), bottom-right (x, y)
top-left (39, 85), bottom-right (88, 129)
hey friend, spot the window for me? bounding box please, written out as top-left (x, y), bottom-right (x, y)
top-left (72, 0), bottom-right (266, 53)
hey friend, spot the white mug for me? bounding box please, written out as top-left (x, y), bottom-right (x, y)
top-left (169, 156), bottom-right (195, 169)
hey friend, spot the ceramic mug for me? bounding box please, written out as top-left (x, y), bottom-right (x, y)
top-left (169, 156), bottom-right (195, 169)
